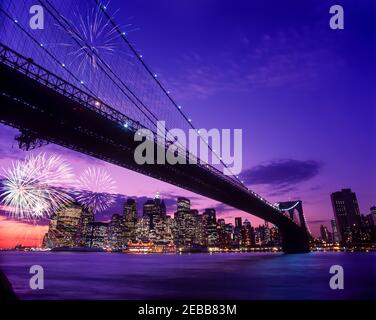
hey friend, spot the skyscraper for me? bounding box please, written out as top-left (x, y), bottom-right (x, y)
top-left (366, 206), bottom-right (376, 242)
top-left (370, 206), bottom-right (376, 222)
top-left (43, 204), bottom-right (83, 248)
top-left (89, 222), bottom-right (109, 249)
top-left (143, 193), bottom-right (167, 229)
top-left (320, 224), bottom-right (330, 242)
top-left (203, 208), bottom-right (218, 247)
top-left (235, 217), bottom-right (242, 228)
top-left (331, 219), bottom-right (340, 243)
top-left (77, 207), bottom-right (94, 247)
top-left (331, 188), bottom-right (361, 243)
top-left (241, 219), bottom-right (254, 246)
top-left (233, 217), bottom-right (242, 247)
top-left (174, 197), bottom-right (200, 247)
top-left (143, 199), bottom-right (157, 229)
top-left (123, 198), bottom-right (138, 242)
top-left (177, 197), bottom-right (190, 212)
top-left (108, 214), bottom-right (124, 251)
top-left (154, 192), bottom-right (167, 217)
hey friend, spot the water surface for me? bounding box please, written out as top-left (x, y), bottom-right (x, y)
top-left (0, 251), bottom-right (375, 299)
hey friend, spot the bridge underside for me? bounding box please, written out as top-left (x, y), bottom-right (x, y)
top-left (0, 62), bottom-right (310, 253)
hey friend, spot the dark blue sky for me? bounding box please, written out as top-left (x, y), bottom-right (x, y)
top-left (111, 0), bottom-right (375, 218)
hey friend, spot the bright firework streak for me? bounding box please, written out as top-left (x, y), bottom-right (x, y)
top-left (0, 153), bottom-right (74, 220)
top-left (58, 3), bottom-right (122, 72)
top-left (75, 167), bottom-right (117, 214)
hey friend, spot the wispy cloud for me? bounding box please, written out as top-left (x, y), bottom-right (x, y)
top-left (242, 158), bottom-right (322, 196)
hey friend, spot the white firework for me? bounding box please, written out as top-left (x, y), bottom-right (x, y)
top-left (75, 167), bottom-right (117, 213)
top-left (0, 153), bottom-right (74, 220)
top-left (56, 2), bottom-right (139, 76)
top-left (59, 3), bottom-right (120, 72)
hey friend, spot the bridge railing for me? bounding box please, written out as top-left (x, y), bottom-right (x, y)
top-left (0, 44), bottom-right (144, 130)
top-left (0, 43), bottom-right (282, 214)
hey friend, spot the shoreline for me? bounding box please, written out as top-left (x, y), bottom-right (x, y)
top-left (1, 248), bottom-right (376, 254)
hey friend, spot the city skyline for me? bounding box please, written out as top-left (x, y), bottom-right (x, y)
top-left (41, 194), bottom-right (284, 253)
top-left (1, 186), bottom-right (375, 249)
top-left (0, 0), bottom-right (375, 248)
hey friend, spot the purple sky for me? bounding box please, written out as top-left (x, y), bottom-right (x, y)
top-left (0, 0), bottom-right (375, 237)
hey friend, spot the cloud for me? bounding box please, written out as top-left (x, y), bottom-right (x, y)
top-left (242, 159), bottom-right (322, 193)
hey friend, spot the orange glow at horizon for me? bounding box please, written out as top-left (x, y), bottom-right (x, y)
top-left (0, 216), bottom-right (48, 249)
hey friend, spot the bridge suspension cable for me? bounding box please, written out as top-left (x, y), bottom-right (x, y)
top-left (0, 0), bottom-right (283, 211)
top-left (92, 0), bottom-right (246, 185)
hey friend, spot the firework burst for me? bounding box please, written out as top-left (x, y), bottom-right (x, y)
top-left (75, 167), bottom-right (117, 214)
top-left (56, 2), bottom-right (140, 77)
top-left (57, 3), bottom-right (120, 73)
top-left (0, 153), bottom-right (74, 220)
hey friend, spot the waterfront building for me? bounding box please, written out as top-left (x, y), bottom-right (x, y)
top-left (42, 196), bottom-right (288, 253)
top-left (174, 207), bottom-right (200, 247)
top-left (108, 214), bottom-right (124, 251)
top-left (143, 193), bottom-right (167, 229)
top-left (136, 215), bottom-right (151, 241)
top-left (320, 224), bottom-right (332, 242)
top-left (88, 222), bottom-right (109, 249)
top-left (331, 188), bottom-right (361, 243)
top-left (43, 204), bottom-right (83, 248)
top-left (203, 208), bottom-right (218, 247)
top-left (331, 219), bottom-right (340, 243)
top-left (76, 207), bottom-right (95, 247)
top-left (241, 219), bottom-right (254, 246)
top-left (123, 198), bottom-right (138, 242)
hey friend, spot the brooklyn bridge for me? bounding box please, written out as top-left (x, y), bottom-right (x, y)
top-left (0, 0), bottom-right (310, 253)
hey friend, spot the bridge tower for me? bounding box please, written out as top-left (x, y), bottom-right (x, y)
top-left (277, 200), bottom-right (308, 232)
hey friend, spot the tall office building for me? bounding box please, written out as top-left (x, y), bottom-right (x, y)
top-left (185, 209), bottom-right (200, 246)
top-left (143, 193), bottom-right (166, 229)
top-left (43, 204), bottom-right (83, 248)
top-left (366, 206), bottom-right (376, 242)
top-left (154, 192), bottom-right (167, 217)
top-left (331, 188), bottom-right (361, 243)
top-left (233, 217), bottom-right (242, 247)
top-left (136, 216), bottom-right (151, 241)
top-left (89, 222), bottom-right (109, 249)
top-left (195, 214), bottom-right (206, 246)
top-left (177, 197), bottom-right (190, 212)
top-left (203, 208), bottom-right (218, 247)
top-left (143, 199), bottom-right (157, 229)
top-left (235, 217), bottom-right (242, 228)
top-left (174, 197), bottom-right (191, 246)
top-left (331, 219), bottom-right (340, 243)
top-left (77, 207), bottom-right (94, 247)
top-left (320, 224), bottom-right (331, 242)
top-left (241, 219), bottom-right (254, 246)
top-left (108, 214), bottom-right (124, 251)
top-left (370, 206), bottom-right (376, 225)
top-left (123, 198), bottom-right (138, 242)
top-left (224, 223), bottom-right (234, 248)
top-left (174, 201), bottom-right (199, 247)
top-left (217, 218), bottom-right (226, 247)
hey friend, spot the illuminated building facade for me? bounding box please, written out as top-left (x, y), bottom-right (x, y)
top-left (331, 188), bottom-right (361, 243)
